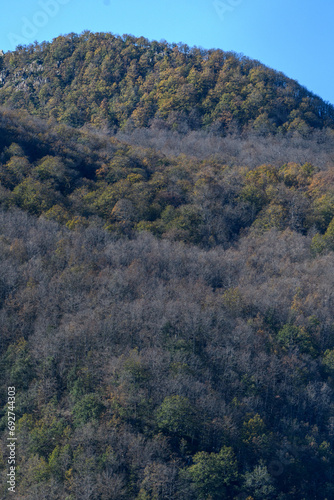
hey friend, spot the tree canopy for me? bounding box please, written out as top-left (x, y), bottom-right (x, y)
top-left (0, 32), bottom-right (334, 499)
top-left (1, 32), bottom-right (334, 134)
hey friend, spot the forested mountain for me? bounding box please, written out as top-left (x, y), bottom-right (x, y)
top-left (0, 33), bottom-right (334, 499)
top-left (1, 31), bottom-right (334, 134)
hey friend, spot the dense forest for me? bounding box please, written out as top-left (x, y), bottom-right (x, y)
top-left (0, 33), bottom-right (334, 499)
top-left (1, 32), bottom-right (334, 134)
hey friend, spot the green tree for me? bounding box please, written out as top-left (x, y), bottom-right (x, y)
top-left (322, 349), bottom-right (334, 374)
top-left (32, 156), bottom-right (68, 190)
top-left (72, 393), bottom-right (104, 427)
top-left (323, 217), bottom-right (334, 250)
top-left (277, 324), bottom-right (314, 353)
top-left (156, 395), bottom-right (199, 440)
top-left (5, 339), bottom-right (35, 389)
top-left (184, 446), bottom-right (238, 499)
top-left (242, 462), bottom-right (276, 499)
top-left (12, 178), bottom-right (58, 215)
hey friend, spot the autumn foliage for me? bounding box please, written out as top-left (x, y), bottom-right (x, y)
top-left (0, 34), bottom-right (334, 499)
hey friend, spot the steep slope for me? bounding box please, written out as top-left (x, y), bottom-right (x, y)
top-left (1, 31), bottom-right (334, 133)
top-left (1, 32), bottom-right (334, 500)
top-left (0, 210), bottom-right (334, 499)
top-left (1, 107), bottom-right (334, 251)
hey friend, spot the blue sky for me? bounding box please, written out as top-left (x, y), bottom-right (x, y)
top-left (1, 0), bottom-right (334, 104)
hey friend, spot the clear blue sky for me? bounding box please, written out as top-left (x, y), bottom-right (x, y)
top-left (1, 0), bottom-right (334, 104)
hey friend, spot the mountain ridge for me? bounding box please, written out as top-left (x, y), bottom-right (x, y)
top-left (1, 31), bottom-right (334, 134)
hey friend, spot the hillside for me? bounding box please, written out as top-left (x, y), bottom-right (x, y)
top-left (1, 107), bottom-right (334, 251)
top-left (1, 32), bottom-right (334, 134)
top-left (0, 33), bottom-right (334, 500)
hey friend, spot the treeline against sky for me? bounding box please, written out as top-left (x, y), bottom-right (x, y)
top-left (1, 32), bottom-right (334, 134)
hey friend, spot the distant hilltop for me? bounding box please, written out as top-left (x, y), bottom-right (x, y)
top-left (0, 31), bottom-right (334, 134)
